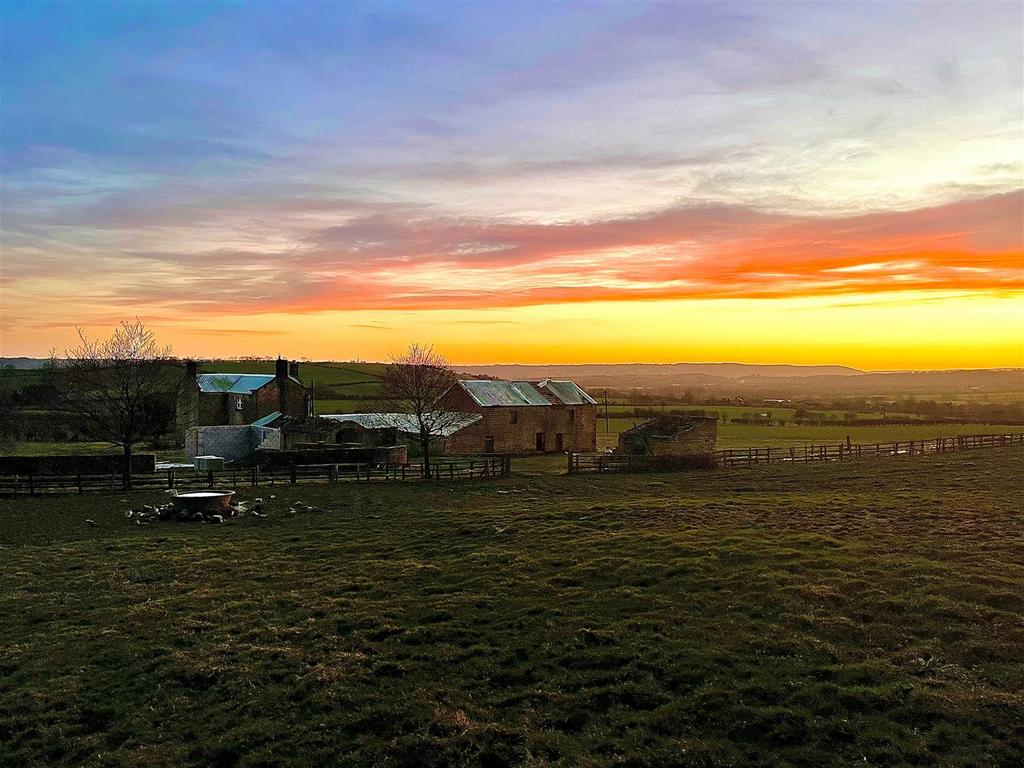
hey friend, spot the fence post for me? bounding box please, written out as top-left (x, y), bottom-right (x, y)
top-left (290, 466), bottom-right (297, 484)
top-left (78, 472), bottom-right (84, 495)
top-left (207, 469), bottom-right (214, 488)
top-left (29, 473), bottom-right (35, 496)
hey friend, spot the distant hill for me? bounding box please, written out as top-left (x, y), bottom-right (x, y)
top-left (5, 357), bottom-right (1020, 399)
top-left (454, 364), bottom-right (1024, 398)
top-left (0, 357), bottom-right (50, 369)
top-left (457, 363), bottom-right (864, 380)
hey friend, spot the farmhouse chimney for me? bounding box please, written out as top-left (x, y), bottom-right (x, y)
top-left (289, 361), bottom-right (299, 379)
top-left (275, 357), bottom-right (289, 381)
top-left (185, 359), bottom-right (197, 380)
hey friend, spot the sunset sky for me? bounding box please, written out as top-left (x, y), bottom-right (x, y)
top-left (1, 1), bottom-right (1022, 368)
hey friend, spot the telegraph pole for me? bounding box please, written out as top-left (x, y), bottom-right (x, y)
top-left (604, 389), bottom-right (609, 433)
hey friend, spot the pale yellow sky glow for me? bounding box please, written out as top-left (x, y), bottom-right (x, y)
top-left (9, 291), bottom-right (1017, 370)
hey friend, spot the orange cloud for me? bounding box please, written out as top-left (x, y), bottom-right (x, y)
top-left (253, 190), bottom-right (1022, 314)
top-left (4, 192), bottom-right (1021, 333)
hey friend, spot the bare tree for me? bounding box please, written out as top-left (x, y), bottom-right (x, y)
top-left (374, 343), bottom-right (462, 478)
top-left (51, 319), bottom-right (174, 489)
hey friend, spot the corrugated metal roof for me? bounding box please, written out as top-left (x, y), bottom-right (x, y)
top-left (251, 411), bottom-right (282, 427)
top-left (196, 373), bottom-right (302, 394)
top-left (536, 379), bottom-right (597, 405)
top-left (458, 380), bottom-right (550, 407)
top-left (321, 412), bottom-right (481, 437)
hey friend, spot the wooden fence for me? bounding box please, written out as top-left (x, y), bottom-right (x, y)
top-left (0, 455), bottom-right (512, 497)
top-left (568, 432), bottom-right (1024, 474)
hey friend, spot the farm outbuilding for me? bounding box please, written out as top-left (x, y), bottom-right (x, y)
top-left (320, 412), bottom-right (483, 455)
top-left (617, 415), bottom-right (718, 457)
top-left (435, 379), bottom-right (598, 455)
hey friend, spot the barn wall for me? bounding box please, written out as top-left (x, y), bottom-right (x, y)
top-left (443, 405), bottom-right (596, 455)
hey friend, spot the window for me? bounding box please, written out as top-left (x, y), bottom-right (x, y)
top-left (235, 397), bottom-right (243, 410)
top-left (484, 436), bottom-right (495, 453)
top-left (510, 410), bottom-right (518, 424)
top-left (555, 433), bottom-right (564, 451)
top-left (535, 432), bottom-right (546, 452)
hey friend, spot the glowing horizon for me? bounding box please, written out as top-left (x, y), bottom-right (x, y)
top-left (1, 1), bottom-right (1022, 368)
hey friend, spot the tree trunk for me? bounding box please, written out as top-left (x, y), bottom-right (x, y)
top-left (123, 443), bottom-right (133, 490)
top-left (421, 435), bottom-right (431, 479)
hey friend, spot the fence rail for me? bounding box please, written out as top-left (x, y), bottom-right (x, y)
top-left (0, 455), bottom-right (511, 497)
top-left (568, 432), bottom-right (1024, 474)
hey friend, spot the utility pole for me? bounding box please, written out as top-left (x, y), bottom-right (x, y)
top-left (604, 389), bottom-right (609, 433)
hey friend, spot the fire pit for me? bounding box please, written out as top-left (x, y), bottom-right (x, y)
top-left (173, 490), bottom-right (236, 516)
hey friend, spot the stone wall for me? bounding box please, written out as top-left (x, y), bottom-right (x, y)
top-left (0, 453), bottom-right (156, 476)
top-left (185, 425), bottom-right (281, 463)
top-left (618, 416), bottom-right (717, 457)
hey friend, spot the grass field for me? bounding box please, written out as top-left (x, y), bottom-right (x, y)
top-left (1, 447), bottom-right (1022, 767)
top-left (597, 419), bottom-right (1024, 451)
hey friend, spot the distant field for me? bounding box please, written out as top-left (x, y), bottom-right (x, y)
top-left (603, 404), bottom-right (901, 421)
top-left (201, 360), bottom-right (383, 402)
top-left (1, 448), bottom-right (1021, 767)
top-left (597, 418), bottom-right (1024, 451)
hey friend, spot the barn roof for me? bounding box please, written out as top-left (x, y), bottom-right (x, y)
top-left (321, 412), bottom-right (482, 437)
top-left (250, 411), bottom-right (282, 427)
top-left (196, 373), bottom-right (302, 394)
top-left (536, 379), bottom-right (597, 405)
top-left (457, 380), bottom-right (552, 407)
top-left (454, 378), bottom-right (596, 407)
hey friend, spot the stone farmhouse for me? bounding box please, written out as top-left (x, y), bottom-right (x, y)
top-left (434, 379), bottom-right (598, 455)
top-left (176, 358), bottom-right (311, 436)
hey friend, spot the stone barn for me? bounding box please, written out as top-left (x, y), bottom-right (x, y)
top-left (435, 379), bottom-right (597, 455)
top-left (617, 415), bottom-right (718, 457)
top-left (176, 358), bottom-right (311, 439)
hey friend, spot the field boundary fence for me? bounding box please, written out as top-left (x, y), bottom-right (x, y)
top-left (568, 432), bottom-right (1024, 474)
top-left (0, 455), bottom-right (512, 497)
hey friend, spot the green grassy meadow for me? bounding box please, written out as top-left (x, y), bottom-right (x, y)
top-left (596, 418), bottom-right (1023, 451)
top-left (2, 448), bottom-right (1022, 767)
